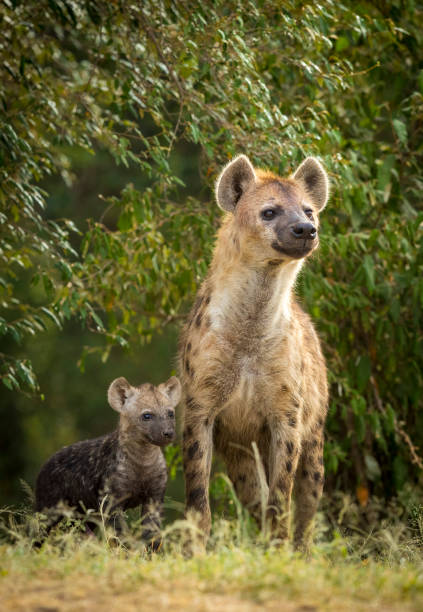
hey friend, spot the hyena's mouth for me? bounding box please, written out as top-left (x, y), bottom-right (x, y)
top-left (271, 240), bottom-right (317, 259)
top-left (147, 432), bottom-right (175, 447)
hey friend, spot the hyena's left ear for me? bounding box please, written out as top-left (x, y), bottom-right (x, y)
top-left (292, 157), bottom-right (329, 212)
top-left (158, 376), bottom-right (182, 407)
top-left (215, 155), bottom-right (256, 213)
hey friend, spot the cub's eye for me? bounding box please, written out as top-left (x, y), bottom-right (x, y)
top-left (304, 209), bottom-right (314, 219)
top-left (167, 410), bottom-right (175, 418)
top-left (142, 413), bottom-right (153, 421)
top-left (261, 208), bottom-right (276, 220)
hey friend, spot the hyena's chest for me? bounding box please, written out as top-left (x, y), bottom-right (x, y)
top-left (108, 461), bottom-right (166, 508)
top-left (189, 320), bottom-right (297, 415)
top-left (182, 287), bottom-right (306, 423)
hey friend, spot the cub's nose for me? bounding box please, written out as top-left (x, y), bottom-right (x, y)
top-left (290, 222), bottom-right (317, 240)
top-left (163, 430), bottom-right (174, 439)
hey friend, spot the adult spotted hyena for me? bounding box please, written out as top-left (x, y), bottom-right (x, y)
top-left (179, 154), bottom-right (329, 549)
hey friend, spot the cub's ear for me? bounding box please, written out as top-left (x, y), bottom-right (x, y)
top-left (108, 377), bottom-right (132, 413)
top-left (292, 157), bottom-right (329, 212)
top-left (215, 155), bottom-right (256, 212)
top-left (158, 376), bottom-right (182, 407)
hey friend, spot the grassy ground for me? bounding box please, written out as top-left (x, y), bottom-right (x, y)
top-left (1, 506), bottom-right (423, 611)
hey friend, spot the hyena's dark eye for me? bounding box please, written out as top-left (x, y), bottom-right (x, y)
top-left (261, 208), bottom-right (276, 220)
top-left (304, 209), bottom-right (314, 219)
top-left (142, 413), bottom-right (153, 420)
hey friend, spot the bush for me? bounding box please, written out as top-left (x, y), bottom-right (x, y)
top-left (1, 0), bottom-right (422, 501)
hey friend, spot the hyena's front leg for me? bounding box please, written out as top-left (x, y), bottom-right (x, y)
top-left (183, 397), bottom-right (214, 537)
top-left (293, 429), bottom-right (325, 552)
top-left (141, 495), bottom-right (164, 551)
top-left (267, 416), bottom-right (301, 542)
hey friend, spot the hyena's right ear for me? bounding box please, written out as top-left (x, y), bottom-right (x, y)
top-left (108, 377), bottom-right (132, 413)
top-left (158, 376), bottom-right (182, 407)
top-left (292, 157), bottom-right (329, 212)
top-left (215, 155), bottom-right (256, 213)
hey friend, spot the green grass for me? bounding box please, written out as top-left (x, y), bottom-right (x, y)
top-left (1, 502), bottom-right (423, 611)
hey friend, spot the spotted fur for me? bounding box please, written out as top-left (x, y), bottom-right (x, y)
top-left (179, 155), bottom-right (329, 550)
top-left (35, 376), bottom-right (181, 544)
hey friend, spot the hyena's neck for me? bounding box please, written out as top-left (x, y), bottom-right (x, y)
top-left (207, 222), bottom-right (303, 333)
top-left (117, 422), bottom-right (161, 470)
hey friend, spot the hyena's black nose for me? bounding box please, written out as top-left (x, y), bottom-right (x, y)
top-left (291, 222), bottom-right (317, 240)
top-left (163, 430), bottom-right (174, 439)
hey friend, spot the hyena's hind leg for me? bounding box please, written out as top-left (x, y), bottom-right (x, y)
top-left (225, 453), bottom-right (269, 527)
top-left (293, 431), bottom-right (325, 552)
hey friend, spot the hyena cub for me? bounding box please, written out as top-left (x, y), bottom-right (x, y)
top-left (35, 376), bottom-right (181, 544)
top-left (180, 154), bottom-right (329, 550)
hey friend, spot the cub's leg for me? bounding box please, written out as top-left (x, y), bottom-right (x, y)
top-left (293, 431), bottom-right (324, 552)
top-left (141, 496), bottom-right (165, 551)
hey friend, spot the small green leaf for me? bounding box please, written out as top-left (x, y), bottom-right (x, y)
top-left (3, 375), bottom-right (17, 390)
top-left (393, 119), bottom-right (407, 145)
top-left (90, 309), bottom-right (105, 331)
top-left (335, 36), bottom-right (350, 52)
top-left (363, 255), bottom-right (375, 292)
top-left (40, 307), bottom-right (62, 328)
top-left (364, 454), bottom-right (381, 481)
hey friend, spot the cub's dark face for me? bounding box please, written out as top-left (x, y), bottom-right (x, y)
top-left (125, 388), bottom-right (176, 446)
top-left (108, 376), bottom-right (181, 447)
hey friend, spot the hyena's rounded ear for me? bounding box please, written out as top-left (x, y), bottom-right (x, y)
top-left (292, 157), bottom-right (329, 212)
top-left (158, 376), bottom-right (182, 407)
top-left (108, 377), bottom-right (131, 413)
top-left (215, 155), bottom-right (256, 213)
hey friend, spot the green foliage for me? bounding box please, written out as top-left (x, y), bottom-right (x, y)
top-left (1, 0), bottom-right (423, 501)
